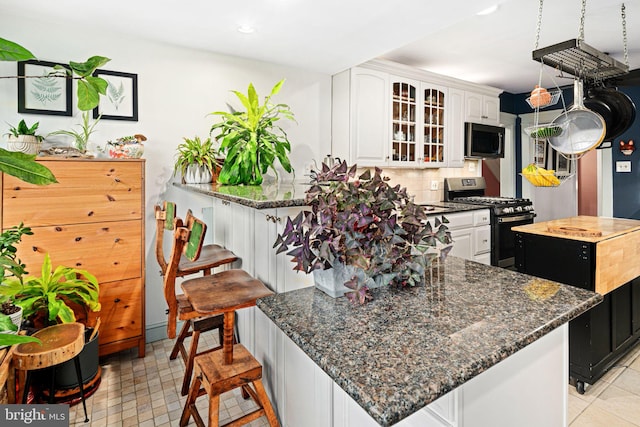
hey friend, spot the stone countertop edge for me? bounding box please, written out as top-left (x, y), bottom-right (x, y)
top-left (174, 182), bottom-right (489, 213)
top-left (256, 257), bottom-right (603, 426)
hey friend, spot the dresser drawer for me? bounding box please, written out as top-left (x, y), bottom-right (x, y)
top-left (2, 160), bottom-right (143, 227)
top-left (16, 220), bottom-right (142, 283)
top-left (89, 278), bottom-right (143, 346)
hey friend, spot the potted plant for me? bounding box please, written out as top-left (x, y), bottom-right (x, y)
top-left (104, 133), bottom-right (147, 158)
top-left (5, 119), bottom-right (44, 155)
top-left (210, 79), bottom-right (295, 185)
top-left (2, 253), bottom-right (101, 392)
top-left (274, 161), bottom-right (453, 304)
top-left (173, 135), bottom-right (222, 184)
top-left (48, 111), bottom-right (101, 153)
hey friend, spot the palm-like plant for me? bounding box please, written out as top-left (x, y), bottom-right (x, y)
top-left (48, 111), bottom-right (101, 152)
top-left (2, 254), bottom-right (100, 326)
top-left (210, 79), bottom-right (295, 185)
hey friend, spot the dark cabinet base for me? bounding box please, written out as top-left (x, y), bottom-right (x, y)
top-left (515, 232), bottom-right (640, 389)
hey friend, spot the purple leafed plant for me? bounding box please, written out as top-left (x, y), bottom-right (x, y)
top-left (274, 161), bottom-right (452, 304)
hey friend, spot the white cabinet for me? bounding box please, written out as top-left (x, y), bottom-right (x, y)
top-left (464, 91), bottom-right (500, 126)
top-left (435, 210), bottom-right (491, 265)
top-left (332, 60), bottom-right (502, 169)
top-left (332, 67), bottom-right (389, 167)
top-left (254, 207), bottom-right (314, 294)
top-left (446, 88), bottom-right (465, 168)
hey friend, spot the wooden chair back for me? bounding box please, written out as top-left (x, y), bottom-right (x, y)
top-left (163, 214), bottom-right (208, 339)
top-left (154, 201), bottom-right (177, 274)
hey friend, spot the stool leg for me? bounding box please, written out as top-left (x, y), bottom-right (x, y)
top-left (180, 374), bottom-right (201, 427)
top-left (181, 329), bottom-right (201, 396)
top-left (73, 356), bottom-right (89, 423)
top-left (209, 394), bottom-right (220, 426)
top-left (170, 321), bottom-right (191, 360)
top-left (253, 379), bottom-right (280, 427)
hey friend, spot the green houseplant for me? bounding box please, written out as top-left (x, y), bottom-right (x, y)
top-left (2, 253), bottom-right (100, 328)
top-left (274, 161), bottom-right (453, 304)
top-left (174, 136), bottom-right (222, 184)
top-left (210, 79), bottom-right (295, 185)
top-left (48, 111), bottom-right (101, 152)
top-left (5, 119), bottom-right (44, 155)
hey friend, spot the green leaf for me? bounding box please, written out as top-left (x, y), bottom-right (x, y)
top-left (0, 37), bottom-right (36, 61)
top-left (86, 75), bottom-right (108, 95)
top-left (69, 56), bottom-right (111, 77)
top-left (77, 80), bottom-right (101, 111)
top-left (0, 333), bottom-right (41, 346)
top-left (0, 149), bottom-right (57, 185)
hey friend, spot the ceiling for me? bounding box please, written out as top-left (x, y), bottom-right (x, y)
top-left (4, 0), bottom-right (639, 94)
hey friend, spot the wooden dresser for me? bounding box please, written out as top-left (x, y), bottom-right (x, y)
top-left (0, 158), bottom-right (146, 357)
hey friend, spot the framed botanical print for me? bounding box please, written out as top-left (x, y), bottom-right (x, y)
top-left (555, 151), bottom-right (571, 175)
top-left (18, 60), bottom-right (72, 116)
top-left (92, 69), bottom-right (138, 121)
top-left (533, 139), bottom-right (547, 167)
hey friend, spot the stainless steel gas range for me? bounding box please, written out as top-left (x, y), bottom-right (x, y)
top-left (444, 177), bottom-right (536, 269)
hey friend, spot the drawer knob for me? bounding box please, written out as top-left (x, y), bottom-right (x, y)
top-left (55, 226), bottom-right (63, 232)
top-left (114, 177), bottom-right (121, 183)
top-left (75, 237), bottom-right (82, 242)
top-left (114, 238), bottom-right (121, 243)
top-left (114, 298), bottom-right (121, 303)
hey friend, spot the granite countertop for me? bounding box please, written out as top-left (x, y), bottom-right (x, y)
top-left (256, 256), bottom-right (602, 426)
top-left (175, 182), bottom-right (487, 214)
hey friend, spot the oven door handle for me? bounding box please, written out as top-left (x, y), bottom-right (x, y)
top-left (497, 213), bottom-right (536, 223)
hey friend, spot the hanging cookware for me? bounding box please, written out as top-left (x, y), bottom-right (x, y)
top-left (584, 86), bottom-right (636, 141)
top-left (548, 80), bottom-right (606, 155)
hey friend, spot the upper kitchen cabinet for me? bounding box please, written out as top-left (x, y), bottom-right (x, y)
top-left (332, 67), bottom-right (389, 167)
top-left (464, 91), bottom-right (500, 126)
top-left (332, 59), bottom-right (501, 169)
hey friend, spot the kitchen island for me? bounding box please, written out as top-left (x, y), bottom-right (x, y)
top-left (255, 256), bottom-right (601, 426)
top-left (514, 216), bottom-right (640, 393)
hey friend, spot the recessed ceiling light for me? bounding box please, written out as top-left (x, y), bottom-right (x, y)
top-left (477, 4), bottom-right (499, 16)
top-left (237, 25), bottom-right (255, 34)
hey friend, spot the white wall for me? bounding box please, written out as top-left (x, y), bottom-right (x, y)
top-left (0, 11), bottom-right (331, 336)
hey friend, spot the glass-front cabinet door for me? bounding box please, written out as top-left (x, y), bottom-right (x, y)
top-left (422, 86), bottom-right (446, 166)
top-left (391, 80), bottom-right (418, 165)
top-left (390, 78), bottom-right (449, 167)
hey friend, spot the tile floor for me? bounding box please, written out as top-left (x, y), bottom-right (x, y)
top-left (68, 333), bottom-right (640, 426)
top-left (69, 331), bottom-right (268, 427)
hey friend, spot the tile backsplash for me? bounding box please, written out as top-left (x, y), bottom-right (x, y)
top-left (374, 160), bottom-right (482, 204)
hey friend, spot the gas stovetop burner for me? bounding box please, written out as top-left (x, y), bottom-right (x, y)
top-left (453, 196), bottom-right (532, 207)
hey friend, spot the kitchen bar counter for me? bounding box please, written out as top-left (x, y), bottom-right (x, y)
top-left (256, 256), bottom-right (602, 426)
top-left (174, 181), bottom-right (487, 214)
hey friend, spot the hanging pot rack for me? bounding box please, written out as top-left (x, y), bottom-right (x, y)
top-left (531, 1), bottom-right (630, 83)
top-left (532, 39), bottom-right (629, 83)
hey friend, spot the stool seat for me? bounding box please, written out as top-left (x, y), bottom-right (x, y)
top-left (181, 269), bottom-right (273, 315)
top-left (13, 323), bottom-right (84, 370)
top-left (197, 344), bottom-right (262, 396)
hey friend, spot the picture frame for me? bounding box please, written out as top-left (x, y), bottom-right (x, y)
top-left (92, 69), bottom-right (138, 121)
top-left (533, 139), bottom-right (547, 167)
top-left (18, 60), bottom-right (72, 116)
top-left (555, 151), bottom-right (571, 175)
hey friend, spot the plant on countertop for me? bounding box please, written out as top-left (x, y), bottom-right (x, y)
top-left (209, 79), bottom-right (295, 185)
top-left (2, 253), bottom-right (100, 328)
top-left (173, 135), bottom-right (222, 183)
top-left (274, 161), bottom-right (453, 304)
top-left (104, 134), bottom-right (147, 158)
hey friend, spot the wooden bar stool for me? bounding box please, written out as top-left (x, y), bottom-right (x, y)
top-left (156, 201), bottom-right (238, 395)
top-left (13, 323), bottom-right (89, 422)
top-left (166, 221), bottom-right (279, 426)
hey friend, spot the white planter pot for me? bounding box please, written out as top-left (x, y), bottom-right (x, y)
top-left (183, 164), bottom-right (213, 184)
top-left (313, 263), bottom-right (382, 298)
top-left (6, 135), bottom-right (41, 155)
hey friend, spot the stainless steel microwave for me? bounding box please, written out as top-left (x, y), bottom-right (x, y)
top-left (464, 122), bottom-right (505, 159)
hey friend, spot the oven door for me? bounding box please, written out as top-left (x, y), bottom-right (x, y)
top-left (492, 213), bottom-right (536, 269)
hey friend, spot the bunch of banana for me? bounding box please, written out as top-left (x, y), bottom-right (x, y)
top-left (521, 163), bottom-right (560, 187)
